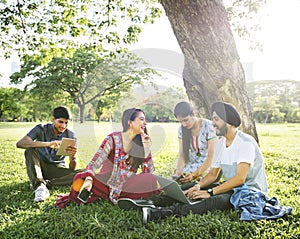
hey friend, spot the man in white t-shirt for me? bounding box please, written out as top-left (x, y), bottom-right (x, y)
top-left (118, 101), bottom-right (269, 224)
top-left (186, 101), bottom-right (267, 198)
top-left (211, 124), bottom-right (268, 195)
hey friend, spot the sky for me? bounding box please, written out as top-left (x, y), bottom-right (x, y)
top-left (237, 0), bottom-right (300, 81)
top-left (1, 0), bottom-right (300, 87)
top-left (130, 0), bottom-right (300, 82)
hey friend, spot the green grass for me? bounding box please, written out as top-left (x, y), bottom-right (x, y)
top-left (0, 122), bottom-right (299, 239)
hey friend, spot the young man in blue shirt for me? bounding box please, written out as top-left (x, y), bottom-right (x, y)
top-left (17, 106), bottom-right (82, 202)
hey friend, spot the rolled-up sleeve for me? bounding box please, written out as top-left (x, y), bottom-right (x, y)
top-left (142, 153), bottom-right (154, 173)
top-left (85, 136), bottom-right (113, 175)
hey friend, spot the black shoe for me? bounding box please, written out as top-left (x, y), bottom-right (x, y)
top-left (142, 207), bottom-right (173, 224)
top-left (44, 180), bottom-right (52, 189)
top-left (117, 198), bottom-right (155, 211)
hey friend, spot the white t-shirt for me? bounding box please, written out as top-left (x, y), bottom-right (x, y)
top-left (212, 131), bottom-right (268, 194)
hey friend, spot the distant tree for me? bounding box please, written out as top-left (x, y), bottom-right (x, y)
top-left (11, 50), bottom-right (156, 123)
top-left (94, 94), bottom-right (119, 122)
top-left (0, 87), bottom-right (23, 121)
top-left (0, 89), bottom-right (72, 122)
top-left (113, 84), bottom-right (187, 122)
top-left (247, 80), bottom-right (300, 123)
top-left (142, 87), bottom-right (188, 122)
top-left (287, 109), bottom-right (300, 123)
top-left (252, 96), bottom-right (283, 123)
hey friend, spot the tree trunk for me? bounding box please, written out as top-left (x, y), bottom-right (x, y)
top-left (264, 113), bottom-right (269, 124)
top-left (160, 0), bottom-right (258, 142)
top-left (79, 104), bottom-right (85, 123)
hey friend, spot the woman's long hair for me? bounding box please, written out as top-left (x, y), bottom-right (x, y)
top-left (174, 101), bottom-right (193, 164)
top-left (122, 108), bottom-right (148, 169)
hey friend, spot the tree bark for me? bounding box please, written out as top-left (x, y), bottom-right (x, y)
top-left (79, 104), bottom-right (85, 123)
top-left (160, 0), bottom-right (258, 142)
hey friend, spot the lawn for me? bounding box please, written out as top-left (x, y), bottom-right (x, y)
top-left (0, 122), bottom-right (299, 239)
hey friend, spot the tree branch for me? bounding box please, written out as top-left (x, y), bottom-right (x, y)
top-left (16, 0), bottom-right (26, 34)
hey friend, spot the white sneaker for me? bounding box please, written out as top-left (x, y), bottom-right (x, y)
top-left (34, 184), bottom-right (50, 202)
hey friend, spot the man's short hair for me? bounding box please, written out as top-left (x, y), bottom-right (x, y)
top-left (53, 106), bottom-right (72, 120)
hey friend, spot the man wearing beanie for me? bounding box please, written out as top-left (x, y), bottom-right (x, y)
top-left (118, 101), bottom-right (291, 223)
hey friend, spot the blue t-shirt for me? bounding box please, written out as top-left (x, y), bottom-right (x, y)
top-left (27, 123), bottom-right (75, 164)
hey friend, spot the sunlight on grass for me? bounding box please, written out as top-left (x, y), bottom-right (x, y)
top-left (0, 122), bottom-right (299, 238)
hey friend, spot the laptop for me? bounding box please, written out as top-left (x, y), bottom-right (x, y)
top-left (155, 175), bottom-right (202, 205)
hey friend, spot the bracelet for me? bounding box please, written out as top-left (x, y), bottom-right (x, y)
top-left (86, 176), bottom-right (93, 181)
top-left (173, 169), bottom-right (179, 174)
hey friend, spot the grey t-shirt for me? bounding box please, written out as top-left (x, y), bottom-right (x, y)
top-left (27, 123), bottom-right (75, 164)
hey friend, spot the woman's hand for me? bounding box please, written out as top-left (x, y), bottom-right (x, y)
top-left (142, 133), bottom-right (152, 157)
top-left (179, 172), bottom-right (194, 183)
top-left (173, 168), bottom-right (182, 176)
top-left (142, 133), bottom-right (152, 146)
top-left (79, 176), bottom-right (93, 193)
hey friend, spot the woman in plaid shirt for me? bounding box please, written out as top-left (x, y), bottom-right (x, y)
top-left (55, 108), bottom-right (160, 208)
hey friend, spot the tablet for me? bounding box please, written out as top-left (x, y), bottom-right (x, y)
top-left (56, 138), bottom-right (76, 156)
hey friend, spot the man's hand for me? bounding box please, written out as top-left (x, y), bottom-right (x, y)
top-left (47, 140), bottom-right (60, 150)
top-left (184, 184), bottom-right (198, 196)
top-left (65, 144), bottom-right (77, 158)
top-left (187, 190), bottom-right (210, 199)
top-left (185, 185), bottom-right (211, 199)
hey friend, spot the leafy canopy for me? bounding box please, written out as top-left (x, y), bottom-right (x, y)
top-left (10, 49), bottom-right (157, 122)
top-left (0, 87), bottom-right (24, 120)
top-left (0, 0), bottom-right (269, 62)
top-left (0, 0), bottom-right (162, 62)
top-left (225, 0), bottom-right (267, 50)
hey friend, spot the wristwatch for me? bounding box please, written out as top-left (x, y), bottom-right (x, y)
top-left (207, 188), bottom-right (214, 196)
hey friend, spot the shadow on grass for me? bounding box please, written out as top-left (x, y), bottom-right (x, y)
top-left (1, 182), bottom-right (299, 239)
top-left (0, 181), bottom-right (147, 238)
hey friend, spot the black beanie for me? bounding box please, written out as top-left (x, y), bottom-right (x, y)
top-left (211, 102), bottom-right (241, 127)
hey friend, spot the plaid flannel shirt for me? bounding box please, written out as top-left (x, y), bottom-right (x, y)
top-left (85, 132), bottom-right (154, 204)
